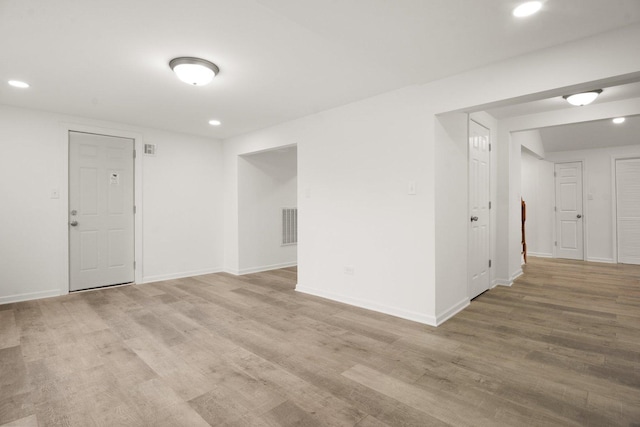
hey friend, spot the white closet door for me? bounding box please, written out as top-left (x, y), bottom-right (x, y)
top-left (468, 120), bottom-right (490, 299)
top-left (616, 158), bottom-right (640, 265)
top-left (554, 162), bottom-right (584, 260)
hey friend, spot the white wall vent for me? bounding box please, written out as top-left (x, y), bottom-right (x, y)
top-left (144, 143), bottom-right (157, 156)
top-left (282, 207), bottom-right (298, 245)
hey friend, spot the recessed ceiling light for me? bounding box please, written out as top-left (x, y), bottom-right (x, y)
top-left (8, 80), bottom-right (29, 88)
top-left (208, 119), bottom-right (221, 126)
top-left (513, 1), bottom-right (542, 18)
top-left (612, 117), bottom-right (626, 124)
top-left (563, 90), bottom-right (602, 106)
top-left (170, 57), bottom-right (219, 86)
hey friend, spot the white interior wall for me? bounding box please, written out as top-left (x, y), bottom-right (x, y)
top-left (238, 148), bottom-right (297, 273)
top-left (224, 88), bottom-right (436, 324)
top-left (141, 128), bottom-right (224, 282)
top-left (520, 149), bottom-right (554, 257)
top-left (546, 144), bottom-right (640, 263)
top-left (513, 130), bottom-right (545, 159)
top-left (0, 104), bottom-right (223, 303)
top-left (221, 23), bottom-right (640, 326)
top-left (434, 113), bottom-right (469, 321)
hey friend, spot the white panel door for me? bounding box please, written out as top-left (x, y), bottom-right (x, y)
top-left (616, 158), bottom-right (640, 265)
top-left (69, 131), bottom-right (134, 291)
top-left (468, 120), bottom-right (490, 299)
top-left (554, 162), bottom-right (583, 260)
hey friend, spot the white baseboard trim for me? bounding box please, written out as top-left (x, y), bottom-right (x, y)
top-left (0, 289), bottom-right (61, 305)
top-left (528, 252), bottom-right (552, 258)
top-left (493, 269), bottom-right (523, 287)
top-left (587, 257), bottom-right (615, 264)
top-left (295, 285), bottom-right (437, 326)
top-left (435, 298), bottom-right (470, 326)
top-left (238, 261), bottom-right (297, 275)
top-left (143, 267), bottom-right (223, 284)
top-left (511, 269), bottom-right (523, 282)
top-left (493, 278), bottom-right (513, 287)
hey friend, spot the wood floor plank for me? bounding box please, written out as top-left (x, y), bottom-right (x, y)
top-left (1, 256), bottom-right (639, 426)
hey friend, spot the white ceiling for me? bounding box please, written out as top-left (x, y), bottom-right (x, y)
top-left (539, 115), bottom-right (640, 152)
top-left (487, 81), bottom-right (640, 119)
top-left (1, 0), bottom-right (640, 139)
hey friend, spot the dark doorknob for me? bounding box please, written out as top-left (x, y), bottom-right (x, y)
top-left (470, 216), bottom-right (479, 222)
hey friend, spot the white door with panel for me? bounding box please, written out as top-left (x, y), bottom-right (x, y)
top-left (554, 162), bottom-right (583, 260)
top-left (468, 120), bottom-right (490, 299)
top-left (69, 131), bottom-right (135, 291)
top-left (616, 158), bottom-right (640, 265)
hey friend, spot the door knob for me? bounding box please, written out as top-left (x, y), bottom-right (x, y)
top-left (470, 216), bottom-right (479, 222)
top-left (576, 214), bottom-right (582, 219)
top-left (70, 221), bottom-right (78, 226)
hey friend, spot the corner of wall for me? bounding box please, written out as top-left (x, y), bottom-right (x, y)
top-left (434, 298), bottom-right (470, 326)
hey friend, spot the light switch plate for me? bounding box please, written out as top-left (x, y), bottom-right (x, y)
top-left (408, 181), bottom-right (417, 195)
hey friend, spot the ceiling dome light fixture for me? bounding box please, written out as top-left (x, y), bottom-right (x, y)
top-left (612, 117), bottom-right (626, 124)
top-left (563, 90), bottom-right (602, 106)
top-left (513, 1), bottom-right (542, 18)
top-left (169, 57), bottom-right (219, 86)
top-left (208, 119), bottom-right (221, 126)
top-left (8, 80), bottom-right (29, 88)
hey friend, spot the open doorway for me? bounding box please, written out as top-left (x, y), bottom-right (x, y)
top-left (237, 145), bottom-right (298, 274)
top-left (517, 114), bottom-right (640, 264)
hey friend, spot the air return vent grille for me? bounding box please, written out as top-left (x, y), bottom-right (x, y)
top-left (282, 207), bottom-right (298, 245)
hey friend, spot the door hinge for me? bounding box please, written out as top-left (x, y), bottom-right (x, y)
top-left (489, 143), bottom-right (492, 152)
top-left (489, 201), bottom-right (492, 209)
top-left (133, 149), bottom-right (137, 159)
top-left (554, 206), bottom-right (557, 212)
top-left (134, 205), bottom-right (137, 214)
top-left (554, 241), bottom-right (557, 246)
top-left (489, 259), bottom-right (492, 268)
top-left (133, 261), bottom-right (136, 269)
top-left (554, 171), bottom-right (556, 177)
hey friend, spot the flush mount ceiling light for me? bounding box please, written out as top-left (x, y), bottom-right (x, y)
top-left (513, 1), bottom-right (542, 17)
top-left (208, 119), bottom-right (221, 126)
top-left (169, 57), bottom-right (219, 86)
top-left (563, 90), bottom-right (602, 106)
top-left (8, 80), bottom-right (29, 88)
top-left (612, 117), bottom-right (626, 124)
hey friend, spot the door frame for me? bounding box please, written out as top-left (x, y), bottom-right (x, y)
top-left (60, 123), bottom-right (143, 296)
top-left (552, 159), bottom-right (587, 261)
top-left (611, 155), bottom-right (640, 264)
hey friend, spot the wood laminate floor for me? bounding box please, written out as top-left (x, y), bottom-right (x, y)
top-left (1, 257), bottom-right (639, 426)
